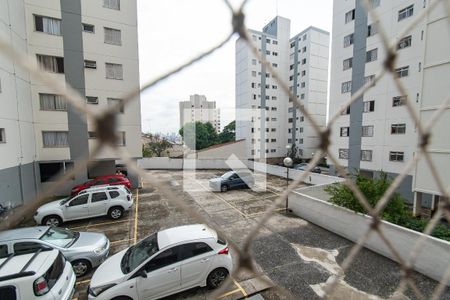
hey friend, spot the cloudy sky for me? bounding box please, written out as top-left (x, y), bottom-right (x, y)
top-left (138, 0), bottom-right (333, 134)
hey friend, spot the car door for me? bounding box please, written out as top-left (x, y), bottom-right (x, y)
top-left (179, 242), bottom-right (214, 289)
top-left (137, 246), bottom-right (182, 299)
top-left (228, 174), bottom-right (239, 188)
top-left (63, 194), bottom-right (90, 220)
top-left (88, 191), bottom-right (109, 217)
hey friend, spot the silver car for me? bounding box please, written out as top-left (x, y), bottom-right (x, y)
top-left (0, 226), bottom-right (109, 277)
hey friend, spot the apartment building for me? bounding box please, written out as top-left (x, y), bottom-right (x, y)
top-left (0, 0), bottom-right (141, 208)
top-left (179, 94), bottom-right (221, 132)
top-left (328, 0), bottom-right (447, 203)
top-left (235, 16), bottom-right (329, 160)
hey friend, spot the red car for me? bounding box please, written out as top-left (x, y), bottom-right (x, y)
top-left (71, 174), bottom-right (132, 196)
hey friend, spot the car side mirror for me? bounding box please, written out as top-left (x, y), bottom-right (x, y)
top-left (137, 269), bottom-right (147, 278)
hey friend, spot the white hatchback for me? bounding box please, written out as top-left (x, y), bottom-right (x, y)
top-left (34, 185), bottom-right (133, 226)
top-left (0, 249), bottom-right (76, 300)
top-left (87, 224), bottom-right (233, 300)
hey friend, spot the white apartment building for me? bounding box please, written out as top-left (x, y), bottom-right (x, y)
top-left (236, 16), bottom-right (329, 160)
top-left (179, 94), bottom-right (221, 132)
top-left (328, 0), bottom-right (448, 204)
top-left (0, 0), bottom-right (141, 208)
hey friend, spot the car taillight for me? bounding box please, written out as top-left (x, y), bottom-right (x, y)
top-left (34, 276), bottom-right (49, 296)
top-left (127, 195), bottom-right (131, 201)
top-left (218, 247), bottom-right (229, 255)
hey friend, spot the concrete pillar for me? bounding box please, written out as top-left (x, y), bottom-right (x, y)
top-left (413, 192), bottom-right (423, 217)
top-left (431, 195), bottom-right (439, 210)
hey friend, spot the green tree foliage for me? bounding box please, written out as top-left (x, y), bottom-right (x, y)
top-left (179, 121), bottom-right (218, 150)
top-left (147, 139), bottom-right (172, 157)
top-left (325, 173), bottom-right (450, 241)
top-left (218, 121), bottom-right (235, 144)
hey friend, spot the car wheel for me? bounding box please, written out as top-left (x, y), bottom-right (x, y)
top-left (207, 268), bottom-right (229, 289)
top-left (42, 215), bottom-right (62, 227)
top-left (220, 185), bottom-right (228, 192)
top-left (72, 259), bottom-right (91, 277)
top-left (108, 207), bottom-right (124, 219)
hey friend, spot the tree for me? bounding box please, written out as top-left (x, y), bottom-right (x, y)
top-left (179, 122), bottom-right (218, 150)
top-left (218, 121), bottom-right (235, 143)
top-left (147, 139), bottom-right (172, 157)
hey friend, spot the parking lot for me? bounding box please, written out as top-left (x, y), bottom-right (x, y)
top-left (33, 169), bottom-right (448, 300)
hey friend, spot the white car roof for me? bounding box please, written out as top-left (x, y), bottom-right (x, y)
top-left (157, 224), bottom-right (217, 249)
top-left (80, 185), bottom-right (128, 193)
top-left (0, 249), bottom-right (58, 280)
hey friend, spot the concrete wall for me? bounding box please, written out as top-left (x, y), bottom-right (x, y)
top-left (288, 187), bottom-right (450, 284)
top-left (196, 140), bottom-right (247, 160)
top-left (138, 158), bottom-right (247, 170)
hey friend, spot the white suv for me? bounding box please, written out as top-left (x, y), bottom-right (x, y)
top-left (0, 248), bottom-right (76, 300)
top-left (34, 185), bottom-right (133, 226)
top-left (88, 224), bottom-right (233, 300)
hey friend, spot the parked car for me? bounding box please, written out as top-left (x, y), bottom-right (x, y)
top-left (34, 185), bottom-right (133, 227)
top-left (87, 224), bottom-right (232, 300)
top-left (0, 226), bottom-right (110, 277)
top-left (0, 248), bottom-right (76, 300)
top-left (294, 163), bottom-right (322, 174)
top-left (71, 174), bottom-right (131, 196)
top-left (209, 171), bottom-right (255, 192)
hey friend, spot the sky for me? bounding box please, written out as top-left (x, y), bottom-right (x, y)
top-left (137, 0), bottom-right (334, 134)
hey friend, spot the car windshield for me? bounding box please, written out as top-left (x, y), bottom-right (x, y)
top-left (221, 171), bottom-right (235, 179)
top-left (40, 227), bottom-right (78, 248)
top-left (121, 233), bottom-right (158, 274)
top-left (59, 197), bottom-right (71, 205)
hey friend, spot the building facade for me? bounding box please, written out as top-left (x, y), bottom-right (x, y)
top-left (179, 94), bottom-right (221, 132)
top-left (235, 16), bottom-right (329, 160)
top-left (328, 0), bottom-right (448, 204)
top-left (0, 0), bottom-right (141, 208)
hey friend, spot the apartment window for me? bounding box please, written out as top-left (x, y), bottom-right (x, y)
top-left (265, 96), bottom-right (270, 100)
top-left (105, 63), bottom-right (123, 80)
top-left (345, 9), bottom-right (355, 23)
top-left (302, 58), bottom-right (306, 65)
top-left (363, 100), bottom-right (375, 112)
top-left (393, 95), bottom-right (407, 106)
top-left (341, 81), bottom-right (352, 93)
top-left (288, 107), bottom-right (293, 113)
top-left (343, 58), bottom-right (353, 70)
top-left (398, 5), bottom-right (414, 21)
top-left (301, 70), bottom-right (306, 76)
top-left (303, 47), bottom-right (307, 52)
top-left (272, 52), bottom-right (278, 56)
top-left (273, 40), bottom-right (278, 45)
top-left (39, 93), bottom-right (67, 111)
top-left (364, 75), bottom-right (375, 85)
top-left (265, 50), bottom-right (270, 55)
top-left (362, 125), bottom-right (374, 137)
top-left (88, 131), bottom-right (97, 139)
top-left (299, 139), bottom-right (303, 144)
top-left (361, 150), bottom-right (373, 161)
top-left (301, 82), bottom-right (306, 88)
top-left (390, 151), bottom-right (404, 162)
top-left (366, 48), bottom-right (378, 62)
top-left (271, 107), bottom-right (277, 111)
top-left (252, 59), bottom-right (257, 65)
top-left (397, 35), bottom-right (412, 50)
top-left (290, 42), bottom-right (295, 48)
top-left (299, 127), bottom-right (304, 133)
top-left (108, 98), bottom-right (124, 113)
top-left (116, 132), bottom-right (126, 146)
top-left (344, 33), bottom-right (354, 47)
top-left (86, 96), bottom-right (99, 104)
top-left (271, 139), bottom-right (276, 142)
top-left (39, 162), bottom-right (73, 182)
top-left (42, 131), bottom-right (68, 148)
top-left (369, 0), bottom-right (380, 8)
top-left (272, 63), bottom-right (278, 67)
top-left (391, 123), bottom-right (406, 134)
top-left (251, 71), bottom-right (256, 77)
top-left (289, 75), bottom-right (294, 81)
top-left (288, 118), bottom-right (293, 123)
top-left (395, 66), bottom-right (409, 78)
top-left (341, 106), bottom-right (351, 115)
top-left (104, 27), bottom-right (121, 45)
top-left (367, 23), bottom-right (378, 37)
top-left (34, 15), bottom-right (61, 35)
top-left (300, 94), bottom-right (305, 99)
top-left (271, 96), bottom-right (277, 100)
top-left (271, 128), bottom-right (276, 132)
top-left (340, 127), bottom-right (350, 137)
top-left (300, 116), bottom-right (304, 122)
top-left (339, 149), bottom-right (349, 159)
top-left (82, 23), bottom-right (95, 33)
top-left (103, 0), bottom-right (120, 10)
top-left (36, 55), bottom-right (64, 73)
top-left (303, 34), bottom-right (307, 41)
top-left (84, 60), bottom-right (97, 69)
top-left (0, 128), bottom-right (5, 143)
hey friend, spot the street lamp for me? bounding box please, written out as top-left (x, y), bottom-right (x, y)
top-left (283, 147), bottom-right (293, 213)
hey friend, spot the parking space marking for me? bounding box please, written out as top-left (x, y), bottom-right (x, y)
top-left (68, 218), bottom-right (131, 231)
top-left (134, 188), bottom-right (139, 244)
top-left (233, 278), bottom-right (248, 297)
top-left (218, 288), bottom-right (241, 298)
top-left (110, 238), bottom-right (132, 245)
top-left (75, 279), bottom-right (90, 286)
top-left (246, 207), bottom-right (285, 217)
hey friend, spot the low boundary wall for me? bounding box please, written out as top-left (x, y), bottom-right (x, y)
top-left (288, 187), bottom-right (450, 284)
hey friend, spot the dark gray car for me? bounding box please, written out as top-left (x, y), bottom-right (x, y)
top-left (0, 226), bottom-right (109, 277)
top-left (209, 171), bottom-right (255, 192)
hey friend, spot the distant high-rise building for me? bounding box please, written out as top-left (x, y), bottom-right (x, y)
top-left (179, 94), bottom-right (221, 132)
top-left (235, 16), bottom-right (329, 160)
top-left (328, 0), bottom-right (450, 208)
top-left (0, 0), bottom-right (141, 208)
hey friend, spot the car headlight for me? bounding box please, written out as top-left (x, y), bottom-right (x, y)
top-left (93, 247), bottom-right (103, 255)
top-left (88, 283), bottom-right (116, 297)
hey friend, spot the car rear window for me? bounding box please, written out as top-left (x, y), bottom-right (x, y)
top-left (109, 191), bottom-right (120, 199)
top-left (0, 245), bottom-right (8, 258)
top-left (0, 286), bottom-right (16, 300)
top-left (14, 242), bottom-right (45, 255)
top-left (45, 252), bottom-right (65, 291)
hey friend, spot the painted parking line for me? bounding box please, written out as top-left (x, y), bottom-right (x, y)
top-left (110, 238), bottom-right (132, 245)
top-left (133, 188), bottom-right (139, 244)
top-left (75, 279), bottom-right (90, 286)
top-left (233, 278), bottom-right (248, 297)
top-left (218, 288), bottom-right (241, 298)
top-left (68, 218), bottom-right (131, 231)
